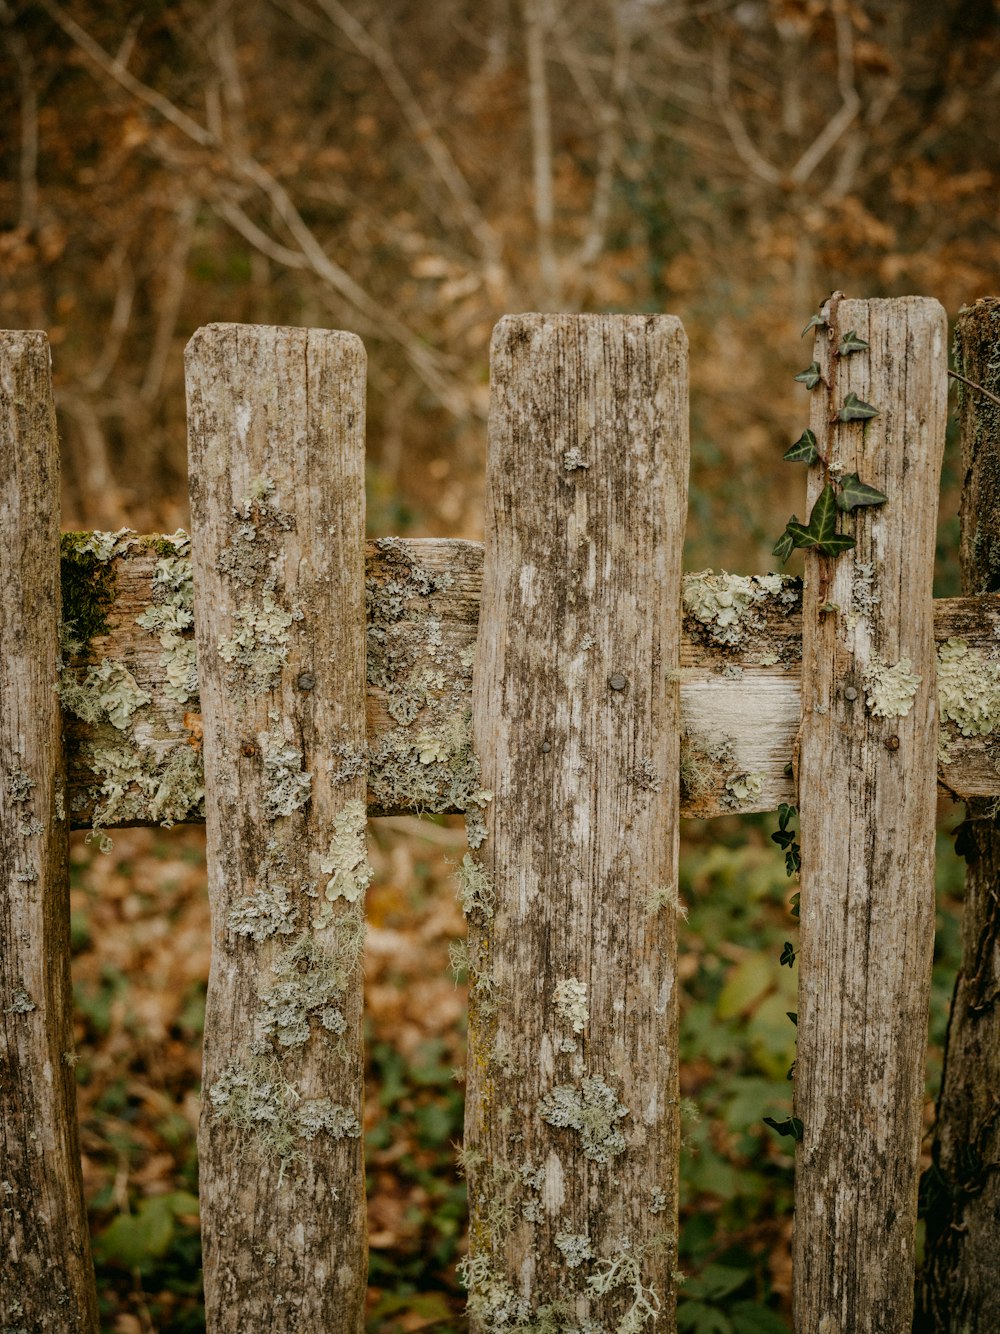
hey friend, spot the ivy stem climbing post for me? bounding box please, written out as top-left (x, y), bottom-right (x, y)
top-left (465, 315), bottom-right (688, 1330)
top-left (0, 332), bottom-right (99, 1330)
top-left (919, 296), bottom-right (1000, 1331)
top-left (794, 297), bottom-right (948, 1333)
top-left (186, 324), bottom-right (369, 1331)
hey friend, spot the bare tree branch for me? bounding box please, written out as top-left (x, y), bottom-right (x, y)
top-left (40, 0), bottom-right (469, 415)
top-left (81, 243), bottom-right (135, 392)
top-left (140, 196), bottom-right (197, 403)
top-left (521, 0), bottom-right (563, 308)
top-left (1, 2), bottom-right (41, 230)
top-left (303, 0), bottom-right (505, 279)
top-left (712, 38), bottom-right (783, 186)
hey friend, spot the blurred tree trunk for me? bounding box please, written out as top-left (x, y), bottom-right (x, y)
top-left (917, 297), bottom-right (1000, 1332)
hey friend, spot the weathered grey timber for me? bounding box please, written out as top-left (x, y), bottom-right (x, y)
top-left (186, 325), bottom-right (369, 1331)
top-left (56, 537), bottom-right (1000, 829)
top-left (794, 297), bottom-right (948, 1333)
top-left (0, 332), bottom-right (98, 1331)
top-left (463, 315), bottom-right (687, 1330)
top-left (919, 297), bottom-right (1000, 1333)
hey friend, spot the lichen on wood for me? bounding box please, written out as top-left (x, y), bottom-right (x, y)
top-left (186, 322), bottom-right (369, 1330)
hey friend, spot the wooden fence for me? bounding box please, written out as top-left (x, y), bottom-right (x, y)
top-left (1, 297), bottom-right (998, 1333)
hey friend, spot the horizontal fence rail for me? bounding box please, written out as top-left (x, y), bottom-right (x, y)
top-left (58, 537), bottom-right (1000, 831)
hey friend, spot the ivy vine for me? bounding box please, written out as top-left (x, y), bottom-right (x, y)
top-left (772, 312), bottom-right (889, 563)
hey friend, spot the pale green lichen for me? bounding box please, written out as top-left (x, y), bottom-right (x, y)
top-left (218, 592), bottom-right (302, 694)
top-left (554, 977), bottom-right (588, 1033)
top-left (135, 549), bottom-right (198, 704)
top-left (8, 770), bottom-right (33, 802)
top-left (679, 730), bottom-right (734, 804)
top-left (555, 1231), bottom-right (594, 1268)
top-left (217, 478), bottom-right (293, 588)
top-left (682, 570), bottom-right (796, 649)
top-left (228, 883), bottom-right (300, 943)
top-left (257, 916), bottom-right (363, 1048)
top-left (85, 743), bottom-right (205, 850)
top-left (538, 1076), bottom-right (629, 1164)
top-left (586, 1239), bottom-right (663, 1334)
top-left (209, 1051), bottom-right (359, 1170)
top-left (58, 659), bottom-right (151, 730)
top-left (863, 655), bottom-right (921, 719)
top-left (5, 988), bottom-right (36, 1015)
top-left (723, 770), bottom-right (764, 808)
top-left (937, 638), bottom-right (1000, 737)
top-left (320, 799), bottom-right (373, 903)
top-left (644, 884), bottom-right (682, 918)
top-left (261, 732), bottom-right (312, 819)
top-left (456, 853), bottom-right (496, 921)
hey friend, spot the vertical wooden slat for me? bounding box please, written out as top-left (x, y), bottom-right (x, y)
top-left (0, 332), bottom-right (98, 1330)
top-left (186, 324), bottom-right (368, 1331)
top-left (465, 314), bottom-right (688, 1330)
top-left (795, 297), bottom-right (947, 1332)
top-left (919, 296), bottom-right (1000, 1331)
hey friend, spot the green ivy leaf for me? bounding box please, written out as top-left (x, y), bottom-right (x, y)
top-left (814, 534), bottom-right (856, 558)
top-left (838, 330), bottom-right (869, 355)
top-left (785, 846), bottom-right (801, 876)
top-left (794, 362), bottom-right (822, 389)
top-left (836, 473), bottom-right (888, 511)
top-left (837, 392), bottom-right (880, 422)
top-left (772, 528), bottom-right (795, 564)
top-left (763, 1115), bottom-right (803, 1141)
top-left (784, 521), bottom-right (817, 549)
top-left (789, 892), bottom-right (800, 918)
top-left (786, 1011), bottom-right (797, 1026)
top-left (801, 313), bottom-right (827, 337)
top-left (779, 941), bottom-right (796, 967)
top-left (783, 429), bottom-right (819, 464)
top-left (807, 482), bottom-right (838, 542)
top-left (777, 802), bottom-right (796, 831)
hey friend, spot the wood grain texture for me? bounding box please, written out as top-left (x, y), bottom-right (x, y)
top-left (56, 538), bottom-right (1000, 827)
top-left (0, 332), bottom-right (98, 1330)
top-left (186, 324), bottom-right (368, 1332)
top-left (464, 315), bottom-right (687, 1330)
top-left (919, 296), bottom-right (1000, 1333)
top-left (794, 297), bottom-right (948, 1334)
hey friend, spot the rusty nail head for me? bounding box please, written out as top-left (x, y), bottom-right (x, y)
top-left (885, 735), bottom-right (900, 752)
top-left (297, 672), bottom-right (315, 691)
top-left (609, 673), bottom-right (627, 692)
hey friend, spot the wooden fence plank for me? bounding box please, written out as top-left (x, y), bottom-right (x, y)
top-left (186, 324), bottom-right (368, 1331)
top-left (0, 331), bottom-right (98, 1330)
top-left (919, 296), bottom-right (1000, 1331)
top-left (55, 535), bottom-right (1000, 826)
top-left (464, 314), bottom-right (688, 1330)
top-left (794, 297), bottom-right (948, 1333)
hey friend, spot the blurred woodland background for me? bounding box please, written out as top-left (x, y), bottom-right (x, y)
top-left (2, 0), bottom-right (998, 1329)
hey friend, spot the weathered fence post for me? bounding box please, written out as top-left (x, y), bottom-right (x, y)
top-left (465, 314), bottom-right (688, 1329)
top-left (0, 332), bottom-right (99, 1330)
top-left (186, 324), bottom-right (369, 1331)
top-left (794, 297), bottom-right (948, 1332)
top-left (918, 296), bottom-right (1000, 1331)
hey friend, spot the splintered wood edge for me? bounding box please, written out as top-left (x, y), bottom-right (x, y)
top-left (57, 534), bottom-right (1000, 827)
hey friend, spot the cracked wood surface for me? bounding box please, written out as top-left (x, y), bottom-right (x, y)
top-left (794, 297), bottom-right (948, 1334)
top-left (464, 313), bottom-right (688, 1330)
top-left (186, 324), bottom-right (369, 1332)
top-left (0, 332), bottom-right (98, 1330)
